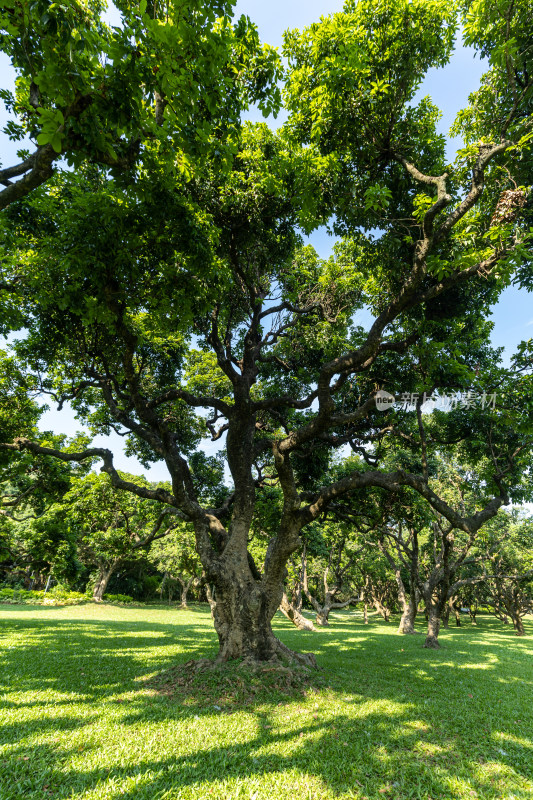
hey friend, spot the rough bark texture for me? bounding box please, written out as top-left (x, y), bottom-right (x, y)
top-left (211, 574), bottom-right (316, 667)
top-left (398, 598), bottom-right (417, 634)
top-left (424, 606), bottom-right (441, 648)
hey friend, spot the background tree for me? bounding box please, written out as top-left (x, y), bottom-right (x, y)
top-left (42, 472), bottom-right (179, 600)
top-left (299, 521), bottom-right (359, 627)
top-left (148, 523), bottom-right (202, 608)
top-left (479, 512), bottom-right (533, 635)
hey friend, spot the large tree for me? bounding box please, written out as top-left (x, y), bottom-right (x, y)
top-left (1, 0), bottom-right (532, 666)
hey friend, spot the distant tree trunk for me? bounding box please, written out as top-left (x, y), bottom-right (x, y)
top-left (363, 603), bottom-right (368, 624)
top-left (450, 598), bottom-right (461, 627)
top-left (512, 614), bottom-right (525, 636)
top-left (159, 571), bottom-right (169, 601)
top-left (398, 596), bottom-right (417, 633)
top-left (442, 601), bottom-right (450, 629)
top-left (203, 576), bottom-right (216, 620)
top-left (372, 596), bottom-right (390, 621)
top-left (506, 594), bottom-right (526, 635)
top-left (469, 607), bottom-right (477, 625)
top-left (176, 574), bottom-right (195, 609)
top-left (279, 591), bottom-right (316, 631)
top-left (301, 556), bottom-right (353, 627)
top-left (424, 602), bottom-right (442, 648)
top-left (93, 562), bottom-right (117, 601)
top-left (395, 571), bottom-right (418, 634)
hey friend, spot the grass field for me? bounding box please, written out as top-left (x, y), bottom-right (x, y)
top-left (0, 603), bottom-right (532, 800)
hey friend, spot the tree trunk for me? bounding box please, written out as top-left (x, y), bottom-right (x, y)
top-left (279, 591), bottom-right (316, 631)
top-left (316, 607), bottom-right (330, 626)
top-left (93, 564), bottom-right (115, 601)
top-left (441, 601), bottom-right (450, 629)
top-left (398, 596), bottom-right (417, 634)
top-left (424, 605), bottom-right (441, 648)
top-left (204, 581), bottom-right (216, 620)
top-left (364, 602), bottom-right (368, 624)
top-left (211, 575), bottom-right (315, 667)
top-left (511, 613), bottom-right (525, 635)
top-left (396, 576), bottom-right (418, 634)
top-left (372, 597), bottom-right (390, 621)
top-left (159, 571), bottom-right (168, 601)
top-left (452, 600), bottom-right (461, 627)
top-left (177, 575), bottom-right (194, 609)
top-left (469, 608), bottom-right (477, 625)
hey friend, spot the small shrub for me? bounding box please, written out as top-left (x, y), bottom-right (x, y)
top-left (0, 587), bottom-right (87, 605)
top-left (103, 593), bottom-right (134, 604)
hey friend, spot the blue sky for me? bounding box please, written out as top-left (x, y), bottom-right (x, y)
top-left (2, 0), bottom-right (530, 480)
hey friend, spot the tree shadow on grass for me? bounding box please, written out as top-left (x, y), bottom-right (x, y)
top-left (0, 608), bottom-right (532, 799)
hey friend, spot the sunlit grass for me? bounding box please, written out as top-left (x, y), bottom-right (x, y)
top-left (1, 603), bottom-right (532, 799)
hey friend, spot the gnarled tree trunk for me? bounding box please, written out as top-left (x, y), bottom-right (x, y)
top-left (398, 595), bottom-right (417, 634)
top-left (210, 570), bottom-right (315, 666)
top-left (279, 591), bottom-right (316, 631)
top-left (511, 614), bottom-right (525, 635)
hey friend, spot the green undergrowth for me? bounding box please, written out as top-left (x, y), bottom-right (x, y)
top-left (0, 588), bottom-right (135, 606)
top-left (0, 603), bottom-right (532, 800)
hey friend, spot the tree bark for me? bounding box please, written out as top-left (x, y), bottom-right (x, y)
top-left (372, 597), bottom-right (390, 621)
top-left (510, 611), bottom-right (525, 635)
top-left (210, 571), bottom-right (316, 667)
top-left (395, 570), bottom-right (418, 634)
top-left (176, 575), bottom-right (195, 609)
top-left (424, 604), bottom-right (441, 648)
top-left (204, 580), bottom-right (216, 620)
top-left (450, 598), bottom-right (461, 627)
top-left (398, 596), bottom-right (417, 634)
top-left (93, 563), bottom-right (115, 601)
top-left (279, 591), bottom-right (316, 631)
top-left (441, 597), bottom-right (451, 628)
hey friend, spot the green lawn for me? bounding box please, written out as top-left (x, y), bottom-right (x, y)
top-left (0, 604), bottom-right (532, 800)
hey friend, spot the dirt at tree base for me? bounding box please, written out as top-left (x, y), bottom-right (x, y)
top-left (146, 657), bottom-right (329, 708)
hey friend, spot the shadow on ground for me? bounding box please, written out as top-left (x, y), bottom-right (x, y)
top-left (1, 604), bottom-right (532, 800)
